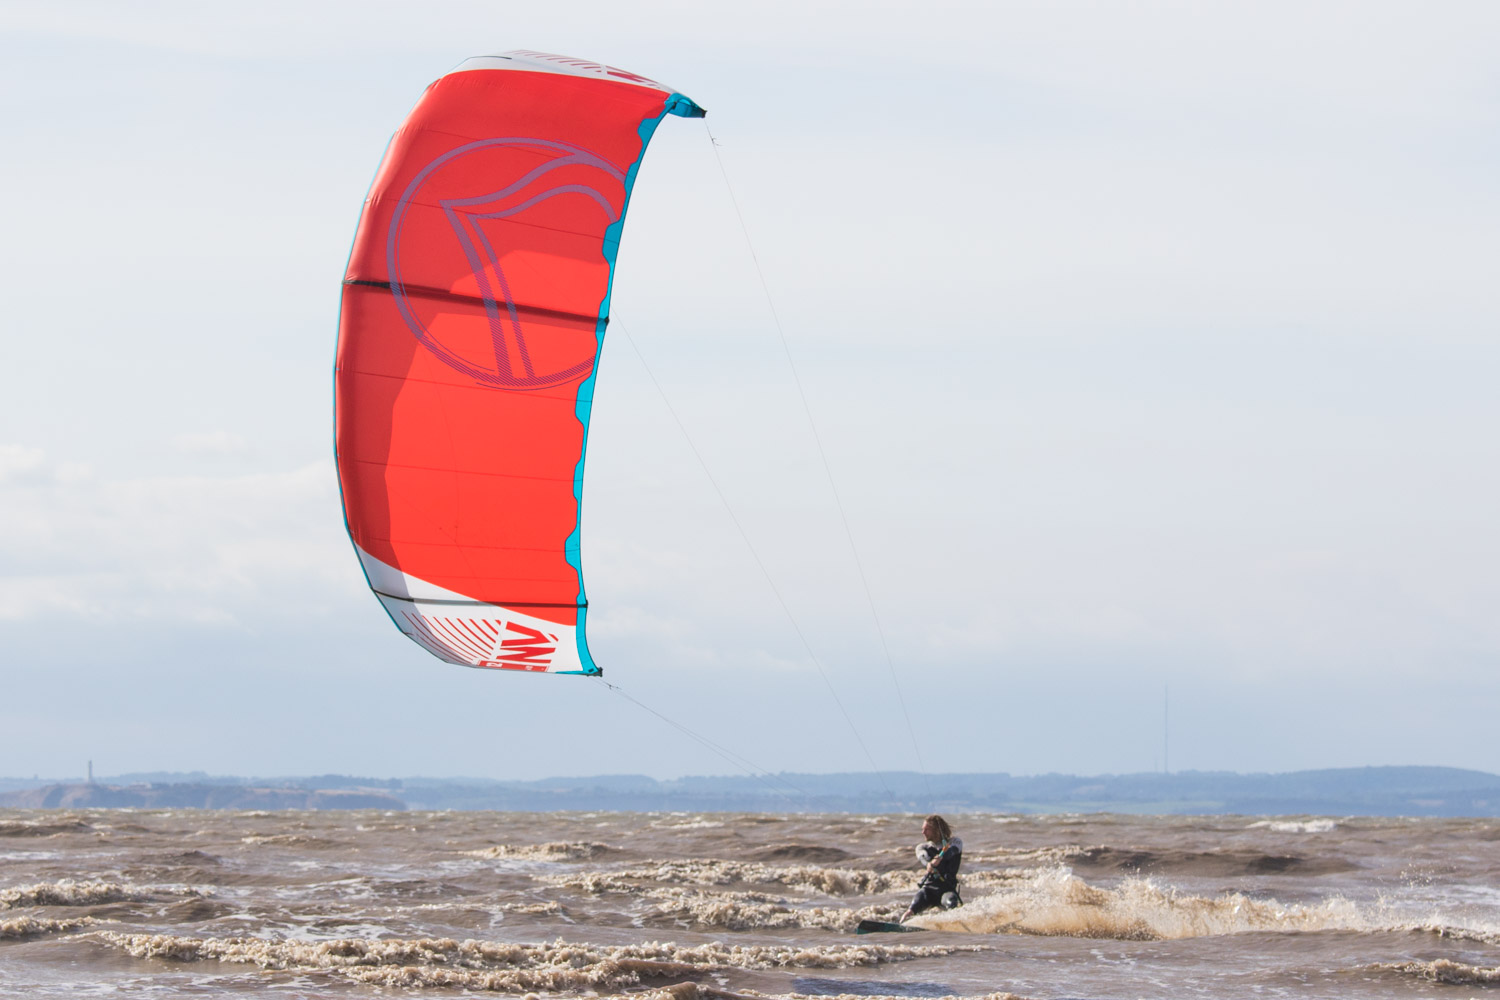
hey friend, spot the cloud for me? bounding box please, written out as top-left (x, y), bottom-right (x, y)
top-left (0, 445), bottom-right (359, 625)
top-left (0, 444), bottom-right (48, 484)
top-left (0, 444), bottom-right (90, 488)
top-left (172, 431), bottom-right (252, 457)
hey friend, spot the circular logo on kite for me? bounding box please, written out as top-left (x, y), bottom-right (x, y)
top-left (387, 138), bottom-right (627, 390)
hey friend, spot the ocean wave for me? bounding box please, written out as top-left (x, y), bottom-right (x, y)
top-left (96, 932), bottom-right (981, 992)
top-left (1064, 846), bottom-right (1353, 876)
top-left (467, 841), bottom-right (616, 861)
top-left (652, 818), bottom-right (727, 830)
top-left (1374, 959), bottom-right (1500, 985)
top-left (0, 819), bottom-right (94, 838)
top-left (0, 914), bottom-right (95, 939)
top-left (964, 846), bottom-right (1084, 867)
top-left (0, 878), bottom-right (201, 909)
top-left (748, 845), bottom-right (853, 864)
top-left (240, 834), bottom-right (342, 848)
top-left (1248, 819), bottom-right (1339, 834)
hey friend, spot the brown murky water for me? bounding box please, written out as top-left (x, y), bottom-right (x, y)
top-left (3, 809), bottom-right (1499, 998)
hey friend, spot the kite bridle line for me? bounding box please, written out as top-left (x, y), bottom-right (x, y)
top-left (701, 121), bottom-right (934, 812)
top-left (615, 318), bottom-right (894, 804)
top-left (593, 677), bottom-right (804, 801)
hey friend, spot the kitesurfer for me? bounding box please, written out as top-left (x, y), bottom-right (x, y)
top-left (899, 814), bottom-right (962, 922)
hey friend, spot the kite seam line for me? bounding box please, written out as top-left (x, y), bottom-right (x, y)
top-left (372, 591), bottom-right (585, 609)
top-left (344, 279), bottom-right (608, 326)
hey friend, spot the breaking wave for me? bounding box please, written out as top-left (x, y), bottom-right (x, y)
top-left (914, 868), bottom-right (1326, 940)
top-left (651, 817), bottom-right (726, 830)
top-left (97, 932), bottom-right (983, 992)
top-left (504, 900), bottom-right (565, 915)
top-left (467, 841), bottom-right (616, 861)
top-left (240, 833), bottom-right (341, 848)
top-left (546, 860), bottom-right (912, 896)
top-left (1374, 959), bottom-right (1500, 985)
top-left (1248, 819), bottom-right (1339, 834)
top-left (1, 914), bottom-right (95, 939)
top-left (913, 868), bottom-right (1500, 944)
top-left (0, 879), bottom-right (200, 909)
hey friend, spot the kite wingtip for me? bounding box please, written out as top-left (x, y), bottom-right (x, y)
top-left (666, 94), bottom-right (707, 119)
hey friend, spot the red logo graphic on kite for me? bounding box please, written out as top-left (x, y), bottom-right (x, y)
top-left (479, 622), bottom-right (560, 671)
top-left (401, 611), bottom-right (560, 669)
top-left (387, 137), bottom-right (628, 391)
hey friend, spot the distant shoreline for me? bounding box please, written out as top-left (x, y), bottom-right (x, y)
top-left (4, 765), bottom-right (1499, 816)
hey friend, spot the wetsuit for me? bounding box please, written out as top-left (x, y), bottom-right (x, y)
top-left (908, 836), bottom-right (963, 915)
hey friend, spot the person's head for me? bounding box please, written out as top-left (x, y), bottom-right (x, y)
top-left (923, 814), bottom-right (952, 843)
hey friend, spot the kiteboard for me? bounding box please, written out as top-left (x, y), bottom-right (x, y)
top-left (855, 919), bottom-right (924, 935)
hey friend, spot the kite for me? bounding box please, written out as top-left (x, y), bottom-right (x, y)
top-left (335, 51), bottom-right (704, 673)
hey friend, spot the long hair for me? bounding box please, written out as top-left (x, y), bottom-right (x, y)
top-left (925, 814), bottom-right (952, 842)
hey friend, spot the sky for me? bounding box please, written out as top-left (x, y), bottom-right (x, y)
top-left (1, 1), bottom-right (1497, 782)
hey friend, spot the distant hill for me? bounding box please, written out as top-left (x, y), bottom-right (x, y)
top-left (3, 766), bottom-right (1498, 815)
top-left (0, 782), bottom-right (403, 811)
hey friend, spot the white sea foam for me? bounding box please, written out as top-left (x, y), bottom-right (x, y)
top-left (96, 932), bottom-right (982, 992)
top-left (1, 914), bottom-right (95, 938)
top-left (0, 879), bottom-right (201, 909)
top-left (506, 900), bottom-right (565, 915)
top-left (467, 841), bottom-right (616, 861)
top-left (1247, 819), bottom-right (1339, 834)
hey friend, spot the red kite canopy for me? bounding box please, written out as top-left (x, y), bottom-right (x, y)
top-left (335, 51), bottom-right (704, 673)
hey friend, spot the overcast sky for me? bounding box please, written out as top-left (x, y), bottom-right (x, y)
top-left (2, 1), bottom-right (1497, 783)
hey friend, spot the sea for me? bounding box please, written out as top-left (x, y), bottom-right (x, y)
top-left (2, 809), bottom-right (1498, 999)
